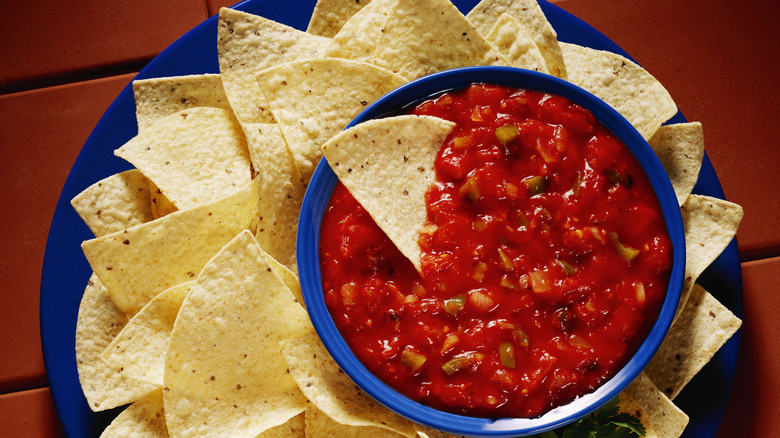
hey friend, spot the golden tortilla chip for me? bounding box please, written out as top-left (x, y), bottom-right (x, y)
top-left (218, 8), bottom-right (331, 125)
top-left (281, 332), bottom-right (417, 438)
top-left (101, 282), bottom-right (192, 387)
top-left (115, 107), bottom-right (252, 211)
top-left (75, 274), bottom-right (157, 411)
top-left (559, 42), bottom-right (677, 140)
top-left (321, 115), bottom-right (456, 272)
top-left (648, 122), bottom-right (705, 207)
top-left (327, 0), bottom-right (510, 80)
top-left (99, 389), bottom-right (168, 438)
top-left (485, 13), bottom-right (548, 73)
top-left (256, 58), bottom-right (407, 182)
top-left (619, 373), bottom-right (689, 438)
top-left (304, 404), bottom-right (404, 438)
top-left (163, 230), bottom-right (313, 438)
top-left (307, 0), bottom-right (374, 38)
top-left (466, 0), bottom-right (566, 78)
top-left (259, 412), bottom-right (306, 437)
top-left (679, 195), bottom-right (743, 317)
top-left (244, 123), bottom-right (306, 271)
top-left (81, 179), bottom-right (259, 316)
top-left (645, 284), bottom-right (742, 400)
top-left (71, 169), bottom-right (154, 238)
top-left (133, 74), bottom-right (233, 132)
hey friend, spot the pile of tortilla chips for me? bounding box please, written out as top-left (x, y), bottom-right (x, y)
top-left (71, 0), bottom-right (744, 437)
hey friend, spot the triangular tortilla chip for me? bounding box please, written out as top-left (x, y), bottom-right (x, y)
top-left (163, 230), bottom-right (313, 438)
top-left (71, 169), bottom-right (154, 237)
top-left (99, 389), bottom-right (168, 438)
top-left (645, 284), bottom-right (742, 400)
top-left (75, 274), bottom-right (157, 411)
top-left (559, 42), bottom-right (677, 140)
top-left (321, 115), bottom-right (456, 272)
top-left (466, 0), bottom-right (566, 78)
top-left (679, 195), bottom-right (743, 317)
top-left (244, 123), bottom-right (306, 271)
top-left (327, 0), bottom-right (510, 80)
top-left (619, 373), bottom-right (689, 438)
top-left (115, 107), bottom-right (252, 211)
top-left (307, 0), bottom-right (374, 38)
top-left (281, 332), bottom-right (417, 438)
top-left (148, 179), bottom-right (178, 219)
top-left (485, 13), bottom-right (548, 73)
top-left (304, 405), bottom-right (405, 438)
top-left (101, 282), bottom-right (192, 387)
top-left (218, 8), bottom-right (331, 125)
top-left (648, 122), bottom-right (705, 206)
top-left (82, 179), bottom-right (259, 316)
top-left (133, 74), bottom-right (233, 132)
top-left (256, 58), bottom-right (407, 182)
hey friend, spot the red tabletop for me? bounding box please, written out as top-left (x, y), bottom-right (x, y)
top-left (0, 0), bottom-right (777, 436)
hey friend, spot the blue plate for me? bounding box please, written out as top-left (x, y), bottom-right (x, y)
top-left (40, 1), bottom-right (741, 437)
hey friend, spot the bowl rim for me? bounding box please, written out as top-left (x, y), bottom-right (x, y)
top-left (297, 66), bottom-right (685, 437)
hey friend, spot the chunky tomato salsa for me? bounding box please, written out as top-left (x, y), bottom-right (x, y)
top-left (320, 84), bottom-right (672, 418)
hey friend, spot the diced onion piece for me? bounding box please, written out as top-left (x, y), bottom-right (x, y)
top-left (441, 355), bottom-right (472, 376)
top-left (568, 334), bottom-right (591, 350)
top-left (556, 259), bottom-right (576, 276)
top-left (341, 282), bottom-right (358, 306)
top-left (572, 171), bottom-right (582, 197)
top-left (529, 269), bottom-right (552, 293)
top-left (444, 295), bottom-right (466, 316)
top-left (471, 262), bottom-right (488, 281)
top-left (635, 282), bottom-right (646, 304)
top-left (440, 334), bottom-right (459, 354)
top-left (513, 328), bottom-right (530, 348)
top-left (468, 289), bottom-right (495, 311)
top-left (499, 342), bottom-right (516, 368)
top-left (609, 232), bottom-right (640, 263)
top-left (500, 275), bottom-right (518, 290)
top-left (459, 176), bottom-right (481, 201)
top-left (495, 124), bottom-right (518, 145)
top-left (497, 248), bottom-right (515, 270)
top-left (400, 346), bottom-right (427, 372)
top-left (473, 218), bottom-right (487, 232)
top-left (505, 182), bottom-right (519, 198)
top-left (411, 283), bottom-right (426, 297)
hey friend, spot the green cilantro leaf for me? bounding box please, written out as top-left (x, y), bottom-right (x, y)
top-left (527, 396), bottom-right (645, 438)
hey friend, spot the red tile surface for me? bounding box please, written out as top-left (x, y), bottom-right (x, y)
top-left (0, 73), bottom-right (136, 393)
top-left (717, 257), bottom-right (780, 436)
top-left (207, 0), bottom-right (240, 17)
top-left (0, 388), bottom-right (66, 437)
top-left (551, 0), bottom-right (780, 261)
top-left (0, 0), bottom-right (208, 93)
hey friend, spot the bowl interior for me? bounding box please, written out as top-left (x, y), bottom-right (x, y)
top-left (297, 66), bottom-right (685, 437)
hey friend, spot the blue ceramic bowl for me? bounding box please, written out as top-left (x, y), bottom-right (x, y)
top-left (297, 66), bottom-right (685, 437)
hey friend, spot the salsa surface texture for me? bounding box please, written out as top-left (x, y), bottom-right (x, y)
top-left (320, 84), bottom-right (672, 418)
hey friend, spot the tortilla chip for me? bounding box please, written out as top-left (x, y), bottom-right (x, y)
top-left (327, 0), bottom-right (510, 80)
top-left (256, 58), bottom-right (407, 182)
top-left (304, 404), bottom-right (404, 438)
top-left (679, 195), bottom-right (743, 317)
top-left (81, 179), bottom-right (259, 316)
top-left (115, 107), bottom-right (252, 211)
top-left (321, 115), bottom-right (456, 273)
top-left (148, 179), bottom-right (178, 219)
top-left (485, 13), bottom-right (548, 73)
top-left (75, 274), bottom-right (157, 411)
top-left (101, 282), bottom-right (192, 387)
top-left (71, 169), bottom-right (154, 237)
top-left (645, 284), bottom-right (742, 400)
top-left (133, 74), bottom-right (233, 132)
top-left (466, 0), bottom-right (566, 78)
top-left (619, 373), bottom-right (689, 438)
top-left (281, 332), bottom-right (417, 438)
top-left (415, 426), bottom-right (466, 438)
top-left (259, 412), bottom-right (306, 437)
top-left (244, 123), bottom-right (306, 271)
top-left (163, 230), bottom-right (313, 438)
top-left (560, 42), bottom-right (677, 140)
top-left (648, 122), bottom-right (705, 206)
top-left (99, 389), bottom-right (168, 438)
top-left (218, 8), bottom-right (331, 125)
top-left (307, 0), bottom-right (374, 38)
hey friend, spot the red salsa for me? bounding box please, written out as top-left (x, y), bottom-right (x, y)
top-left (320, 84), bottom-right (672, 418)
